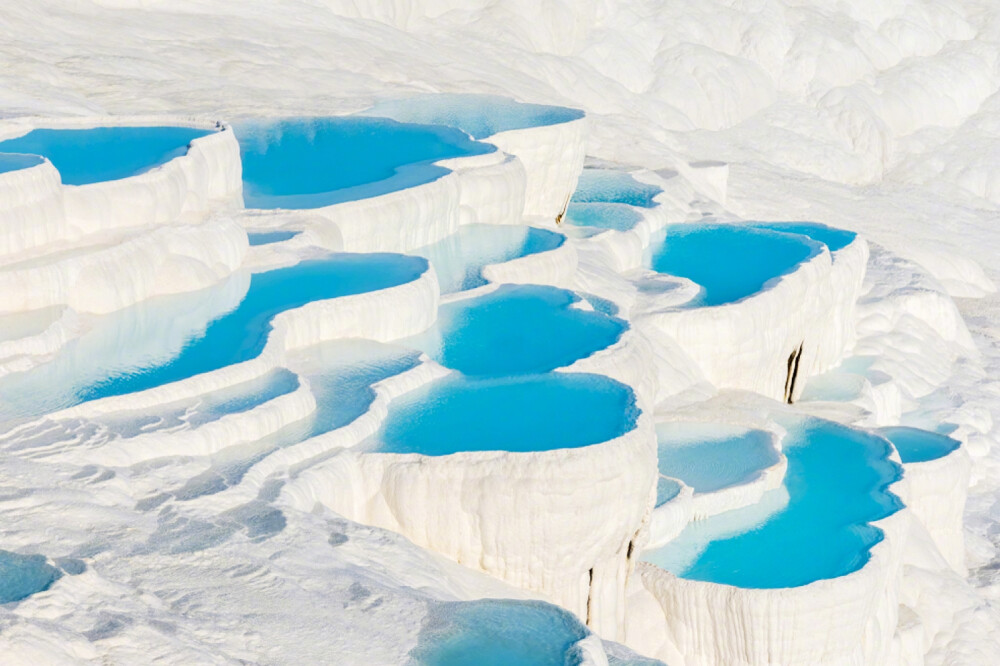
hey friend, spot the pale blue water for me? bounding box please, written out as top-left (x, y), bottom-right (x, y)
top-left (374, 373), bottom-right (639, 456)
top-left (247, 230), bottom-right (300, 246)
top-left (571, 169), bottom-right (661, 208)
top-left (0, 551), bottom-right (61, 603)
top-left (0, 153), bottom-right (44, 174)
top-left (657, 423), bottom-right (779, 493)
top-left (412, 225), bottom-right (564, 293)
top-left (363, 93), bottom-right (584, 139)
top-left (564, 203), bottom-right (643, 231)
top-left (236, 117), bottom-right (494, 209)
top-left (409, 599), bottom-right (589, 666)
top-left (656, 477), bottom-right (683, 507)
top-left (413, 284), bottom-right (626, 376)
top-left (74, 254), bottom-right (427, 403)
top-left (0, 127), bottom-right (212, 185)
top-left (877, 426), bottom-right (961, 464)
top-left (647, 224), bottom-right (819, 306)
top-left (751, 222), bottom-right (856, 253)
top-left (643, 419), bottom-right (903, 588)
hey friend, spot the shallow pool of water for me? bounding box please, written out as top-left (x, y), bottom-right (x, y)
top-left (656, 477), bottom-right (683, 507)
top-left (409, 599), bottom-right (590, 666)
top-left (0, 550), bottom-right (61, 603)
top-left (643, 419), bottom-right (902, 588)
top-left (750, 222), bottom-right (856, 253)
top-left (0, 126), bottom-right (212, 185)
top-left (646, 224), bottom-right (818, 306)
top-left (412, 225), bottom-right (564, 293)
top-left (877, 426), bottom-right (961, 464)
top-left (656, 423), bottom-right (779, 494)
top-left (564, 203), bottom-right (643, 232)
top-left (363, 93), bottom-right (584, 140)
top-left (247, 230), bottom-right (301, 246)
top-left (410, 284), bottom-right (626, 376)
top-left (0, 153), bottom-right (44, 174)
top-left (571, 169), bottom-right (661, 208)
top-left (372, 373), bottom-right (638, 456)
top-left (236, 117), bottom-right (493, 209)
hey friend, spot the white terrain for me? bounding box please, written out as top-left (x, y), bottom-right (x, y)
top-left (0, 1), bottom-right (1000, 664)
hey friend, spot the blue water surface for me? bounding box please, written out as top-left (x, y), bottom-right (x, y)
top-left (571, 169), bottom-right (661, 208)
top-left (751, 222), bottom-right (856, 253)
top-left (564, 203), bottom-right (643, 232)
top-left (412, 225), bottom-right (564, 293)
top-left (657, 423), bottom-right (779, 494)
top-left (0, 551), bottom-right (61, 603)
top-left (656, 477), bottom-right (683, 507)
top-left (374, 373), bottom-right (638, 456)
top-left (76, 254), bottom-right (427, 403)
top-left (643, 419), bottom-right (903, 588)
top-left (647, 224), bottom-right (819, 306)
top-left (363, 93), bottom-right (584, 140)
top-left (236, 117), bottom-right (493, 209)
top-left (877, 426), bottom-right (961, 464)
top-left (413, 284), bottom-right (626, 376)
top-left (0, 153), bottom-right (44, 174)
top-left (247, 230), bottom-right (300, 246)
top-left (0, 126), bottom-right (211, 185)
top-left (409, 599), bottom-right (589, 666)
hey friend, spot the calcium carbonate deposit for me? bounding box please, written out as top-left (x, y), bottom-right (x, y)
top-left (1, 1), bottom-right (1000, 665)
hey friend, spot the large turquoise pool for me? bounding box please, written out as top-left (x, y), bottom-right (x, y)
top-left (877, 426), bottom-right (961, 464)
top-left (236, 117), bottom-right (493, 209)
top-left (411, 284), bottom-right (626, 377)
top-left (0, 126), bottom-right (212, 185)
top-left (656, 422), bottom-right (779, 494)
top-left (646, 224), bottom-right (819, 306)
top-left (643, 419), bottom-right (902, 588)
top-left (372, 373), bottom-right (638, 456)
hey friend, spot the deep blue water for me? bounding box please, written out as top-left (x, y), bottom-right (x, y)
top-left (564, 203), bottom-right (643, 232)
top-left (247, 230), bottom-right (300, 246)
top-left (571, 169), bottom-right (661, 208)
top-left (877, 426), bottom-right (961, 464)
top-left (362, 93), bottom-right (584, 140)
top-left (751, 222), bottom-right (856, 253)
top-left (0, 153), bottom-right (44, 174)
top-left (0, 551), bottom-right (61, 603)
top-left (76, 253), bottom-right (427, 402)
top-left (413, 225), bottom-right (564, 293)
top-left (0, 126), bottom-right (212, 185)
top-left (409, 599), bottom-right (589, 666)
top-left (418, 284), bottom-right (626, 376)
top-left (643, 420), bottom-right (903, 588)
top-left (374, 373), bottom-right (638, 456)
top-left (647, 224), bottom-right (818, 306)
top-left (657, 423), bottom-right (779, 493)
top-left (236, 117), bottom-right (494, 209)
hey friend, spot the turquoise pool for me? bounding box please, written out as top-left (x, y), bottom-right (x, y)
top-left (362, 93), bottom-right (584, 140)
top-left (0, 126), bottom-right (212, 185)
top-left (646, 224), bottom-right (819, 306)
top-left (410, 284), bottom-right (626, 377)
top-left (643, 419), bottom-right (902, 588)
top-left (0, 153), bottom-right (44, 174)
top-left (412, 225), bottom-right (564, 293)
top-left (0, 550), bottom-right (61, 603)
top-left (247, 230), bottom-right (300, 246)
top-left (563, 203), bottom-right (643, 232)
top-left (372, 373), bottom-right (638, 456)
top-left (877, 426), bottom-right (961, 464)
top-left (750, 222), bottom-right (856, 253)
top-left (571, 169), bottom-right (661, 208)
top-left (236, 117), bottom-right (493, 209)
top-left (656, 423), bottom-right (779, 494)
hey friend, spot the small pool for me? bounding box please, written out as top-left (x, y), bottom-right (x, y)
top-left (410, 284), bottom-right (626, 377)
top-left (362, 93), bottom-right (584, 140)
top-left (412, 224), bottom-right (564, 293)
top-left (0, 153), bottom-right (44, 175)
top-left (247, 230), bottom-right (301, 246)
top-left (409, 599), bottom-right (590, 666)
top-left (0, 550), bottom-right (61, 603)
top-left (877, 426), bottom-right (961, 464)
top-left (372, 373), bottom-right (638, 456)
top-left (0, 126), bottom-right (212, 185)
top-left (750, 222), bottom-right (856, 253)
top-left (643, 419), bottom-right (902, 588)
top-left (656, 477), bottom-right (683, 507)
top-left (571, 169), bottom-right (661, 208)
top-left (563, 203), bottom-right (643, 232)
top-left (236, 117), bottom-right (494, 209)
top-left (646, 224), bottom-right (819, 306)
top-left (656, 423), bottom-right (779, 494)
